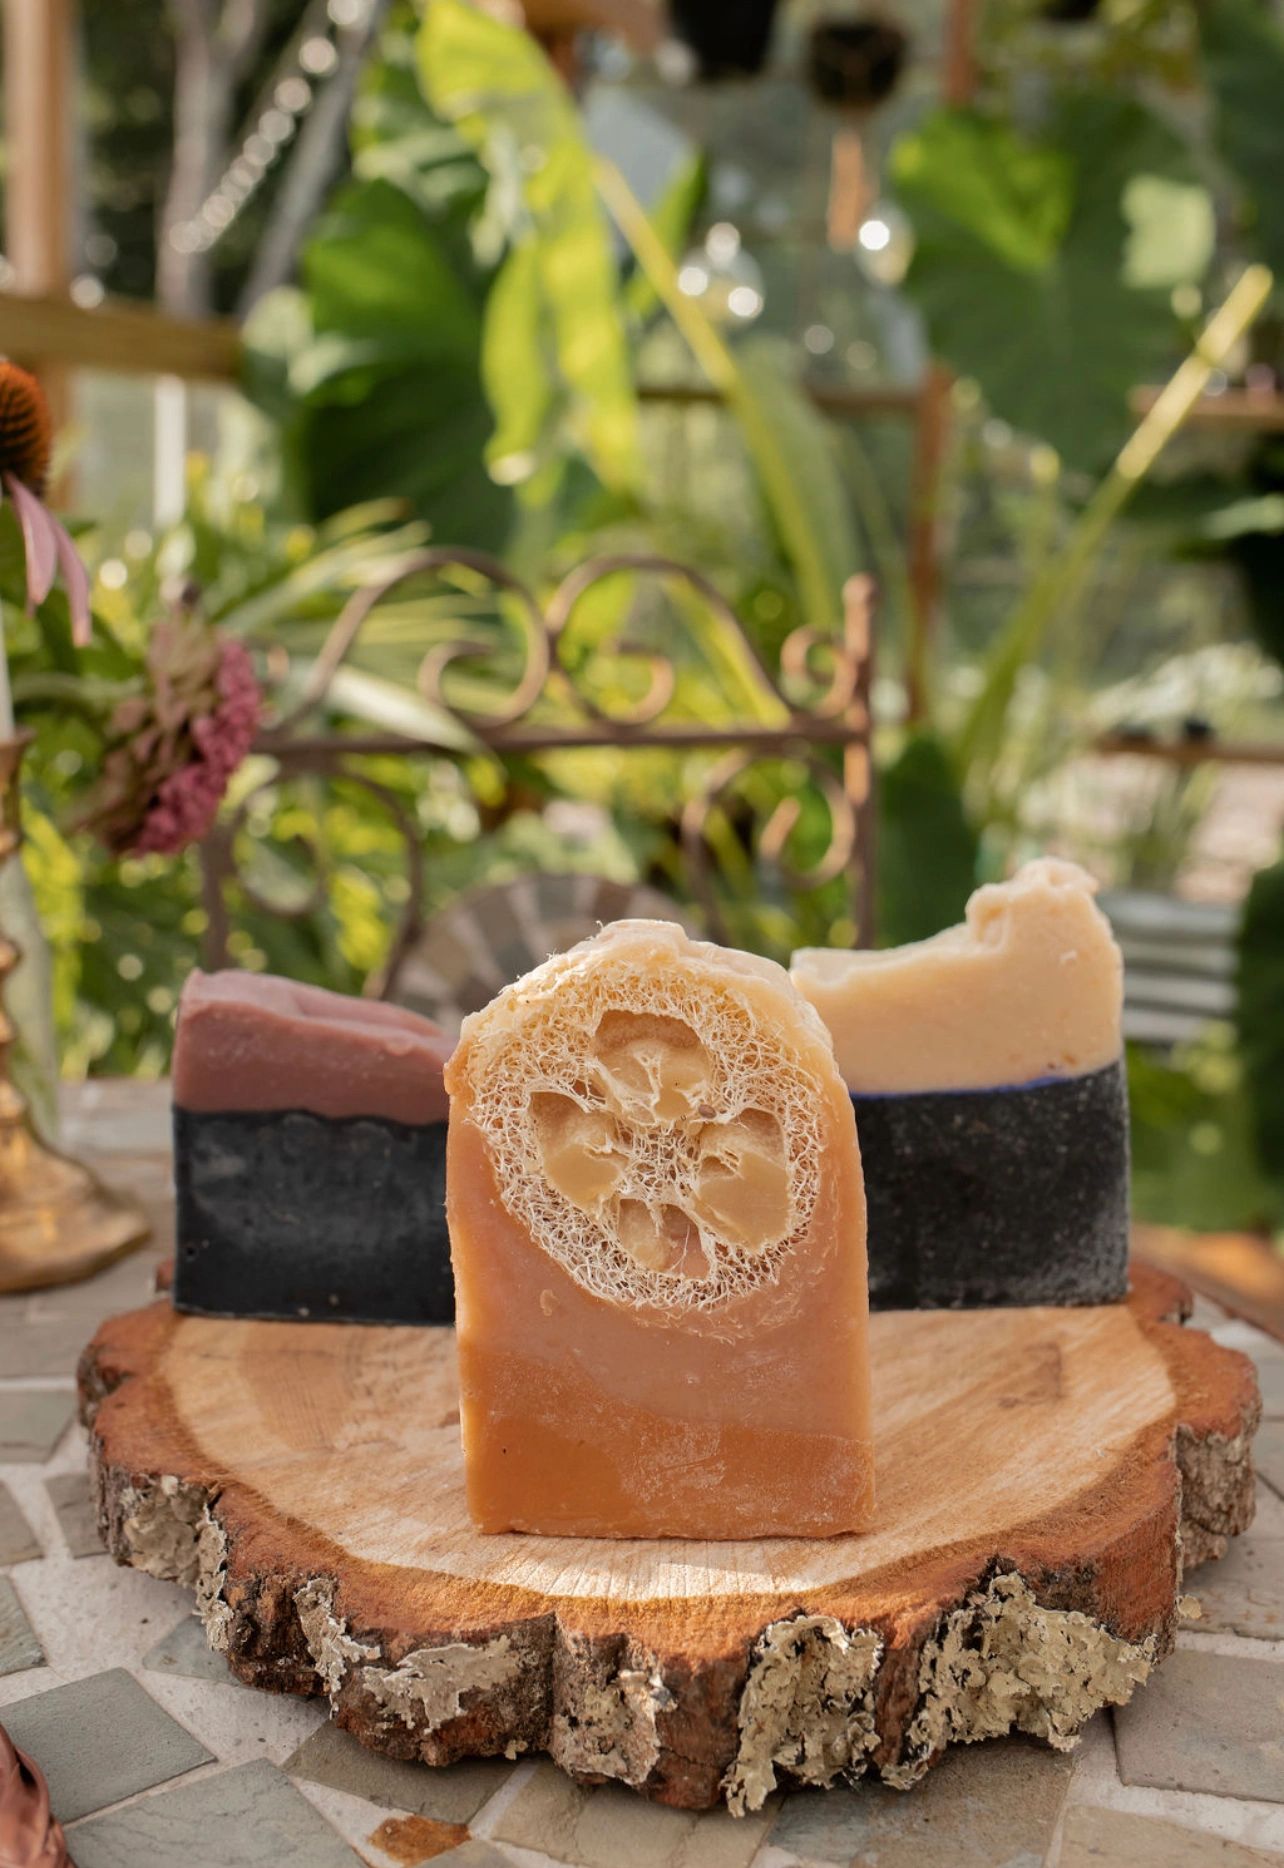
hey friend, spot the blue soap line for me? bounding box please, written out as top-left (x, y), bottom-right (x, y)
top-left (848, 1065), bottom-right (1117, 1103)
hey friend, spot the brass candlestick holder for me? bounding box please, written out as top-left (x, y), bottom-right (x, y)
top-left (0, 734), bottom-right (149, 1294)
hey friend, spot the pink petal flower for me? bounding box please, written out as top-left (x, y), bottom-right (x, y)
top-left (48, 512), bottom-right (93, 647)
top-left (4, 473), bottom-right (58, 612)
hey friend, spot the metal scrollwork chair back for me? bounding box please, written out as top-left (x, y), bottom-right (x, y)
top-left (199, 550), bottom-right (877, 1009)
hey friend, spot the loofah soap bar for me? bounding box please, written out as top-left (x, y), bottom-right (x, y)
top-left (445, 920), bottom-right (874, 1539)
top-left (792, 859), bottom-right (1130, 1309)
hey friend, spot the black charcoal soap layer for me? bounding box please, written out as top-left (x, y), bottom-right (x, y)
top-left (852, 1058), bottom-right (1129, 1310)
top-left (173, 1107), bottom-right (452, 1325)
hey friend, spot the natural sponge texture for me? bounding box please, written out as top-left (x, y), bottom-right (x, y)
top-left (446, 921), bottom-right (831, 1313)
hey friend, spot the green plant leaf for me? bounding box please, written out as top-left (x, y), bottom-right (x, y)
top-left (876, 730), bottom-right (978, 946)
top-left (890, 111), bottom-right (1073, 275)
top-left (892, 96), bottom-right (1200, 470)
top-left (310, 664), bottom-right (480, 750)
top-left (595, 160), bottom-right (857, 639)
top-left (351, 10), bottom-right (489, 227)
top-left (1236, 853), bottom-right (1284, 1200)
top-left (243, 177), bottom-right (512, 549)
top-left (481, 237), bottom-right (560, 497)
top-left (1122, 175), bottom-right (1215, 290)
top-left (622, 150), bottom-right (708, 326)
top-left (733, 336), bottom-right (862, 617)
top-left (1128, 1036), bottom-right (1279, 1233)
top-left (1200, 0), bottom-right (1284, 274)
top-left (419, 0), bottom-right (642, 497)
top-left (303, 177), bottom-right (479, 354)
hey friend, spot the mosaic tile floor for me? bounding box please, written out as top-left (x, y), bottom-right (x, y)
top-left (1, 1082), bottom-right (1282, 1868)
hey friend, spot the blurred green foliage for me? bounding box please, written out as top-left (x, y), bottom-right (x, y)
top-left (1236, 854), bottom-right (1284, 1214)
top-left (1128, 1027), bottom-right (1279, 1234)
top-left (10, 0), bottom-right (1284, 1242)
top-left (893, 94), bottom-right (1208, 472)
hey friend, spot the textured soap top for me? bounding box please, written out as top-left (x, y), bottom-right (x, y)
top-left (791, 858), bottom-right (1123, 1093)
top-left (174, 970), bottom-right (453, 1124)
top-left (446, 917), bottom-right (846, 1318)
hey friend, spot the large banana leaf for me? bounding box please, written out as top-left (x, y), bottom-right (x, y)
top-left (419, 0), bottom-right (642, 500)
top-left (596, 161), bottom-right (859, 640)
top-left (892, 95), bottom-right (1210, 471)
top-left (877, 730), bottom-right (978, 946)
top-left (1200, 0), bottom-right (1284, 277)
top-left (732, 335), bottom-right (861, 625)
top-left (243, 177), bottom-right (512, 549)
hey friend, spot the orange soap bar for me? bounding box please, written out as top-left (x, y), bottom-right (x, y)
top-left (444, 920), bottom-right (874, 1540)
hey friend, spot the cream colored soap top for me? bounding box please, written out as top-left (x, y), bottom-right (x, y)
top-left (791, 858), bottom-right (1123, 1093)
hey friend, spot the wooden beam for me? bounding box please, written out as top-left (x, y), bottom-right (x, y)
top-left (3, 0), bottom-right (77, 467)
top-left (0, 291), bottom-right (242, 383)
top-left (1094, 733), bottom-right (1284, 769)
top-left (0, 315), bottom-right (1275, 430)
top-left (1129, 385), bottom-right (1284, 432)
top-left (638, 380), bottom-right (921, 418)
top-left (643, 379), bottom-right (1284, 434)
top-left (3, 0), bottom-right (73, 296)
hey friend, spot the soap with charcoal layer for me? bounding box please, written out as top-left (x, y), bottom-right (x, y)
top-left (445, 919), bottom-right (874, 1539)
top-left (791, 859), bottom-right (1129, 1309)
top-left (173, 971), bottom-right (454, 1324)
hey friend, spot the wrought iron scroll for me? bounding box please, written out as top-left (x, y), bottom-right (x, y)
top-left (202, 550), bottom-right (877, 987)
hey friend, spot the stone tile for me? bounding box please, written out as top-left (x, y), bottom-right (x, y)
top-left (366, 1812), bottom-right (469, 1863)
top-left (1, 1666), bottom-right (212, 1821)
top-left (433, 1846), bottom-right (510, 1867)
top-left (1256, 1421), bottom-right (1284, 1500)
top-left (59, 1077), bottom-right (171, 1155)
top-left (28, 1243), bottom-right (163, 1326)
top-left (46, 1469), bottom-right (103, 1558)
top-left (492, 1761), bottom-right (770, 1868)
top-left (0, 1573), bottom-right (44, 1676)
top-left (0, 1309), bottom-right (96, 1379)
top-left (1190, 1298), bottom-right (1229, 1331)
top-left (1254, 1481), bottom-right (1284, 1537)
top-left (0, 1479), bottom-right (41, 1563)
top-left (284, 1722), bottom-right (510, 1823)
top-left (68, 1759), bottom-right (360, 1868)
top-left (419, 1846), bottom-right (508, 1868)
top-left (144, 1613), bottom-right (244, 1685)
top-left (1114, 1649), bottom-right (1284, 1803)
top-left (1256, 1356), bottom-right (1284, 1420)
top-left (1184, 1533), bottom-right (1284, 1638)
top-left (768, 1736), bottom-right (1074, 1867)
top-left (1060, 1803), bottom-right (1282, 1866)
top-left (0, 1388), bottom-right (75, 1463)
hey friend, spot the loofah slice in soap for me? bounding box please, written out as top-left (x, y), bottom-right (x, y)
top-left (445, 919), bottom-right (874, 1540)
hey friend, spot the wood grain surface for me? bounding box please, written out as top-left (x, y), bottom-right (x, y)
top-left (79, 1266), bottom-right (1260, 1813)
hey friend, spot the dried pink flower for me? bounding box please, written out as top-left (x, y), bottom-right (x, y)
top-left (81, 614), bottom-right (260, 857)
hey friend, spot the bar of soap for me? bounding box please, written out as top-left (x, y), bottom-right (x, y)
top-left (445, 919), bottom-right (874, 1539)
top-left (173, 971), bottom-right (455, 1325)
top-left (792, 859), bottom-right (1129, 1309)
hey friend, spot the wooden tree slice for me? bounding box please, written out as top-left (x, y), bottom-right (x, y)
top-left (79, 1266), bottom-right (1259, 1814)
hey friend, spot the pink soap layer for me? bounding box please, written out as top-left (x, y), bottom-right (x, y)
top-left (173, 970), bottom-right (453, 1124)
